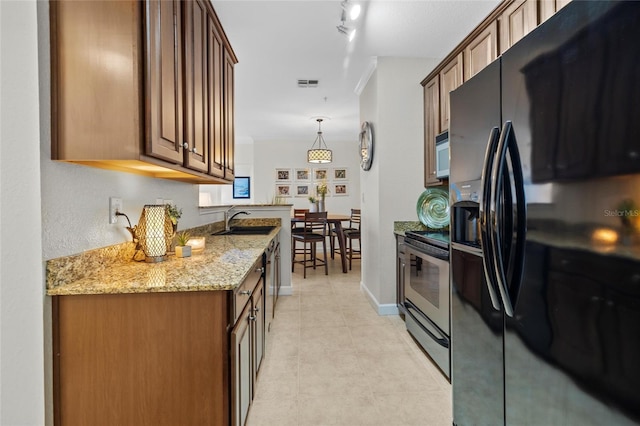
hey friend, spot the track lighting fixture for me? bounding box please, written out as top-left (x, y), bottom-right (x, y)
top-left (337, 1), bottom-right (359, 42)
top-left (337, 24), bottom-right (356, 42)
top-left (343, 1), bottom-right (361, 20)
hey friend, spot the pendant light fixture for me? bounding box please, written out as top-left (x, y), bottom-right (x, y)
top-left (307, 118), bottom-right (333, 164)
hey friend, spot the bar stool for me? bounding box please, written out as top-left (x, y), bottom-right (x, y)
top-left (330, 209), bottom-right (360, 260)
top-left (344, 226), bottom-right (361, 270)
top-left (291, 212), bottom-right (328, 278)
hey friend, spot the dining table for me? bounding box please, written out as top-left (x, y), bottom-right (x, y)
top-left (291, 213), bottom-right (352, 273)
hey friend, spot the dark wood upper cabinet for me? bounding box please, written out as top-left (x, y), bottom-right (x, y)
top-left (421, 0), bottom-right (573, 188)
top-left (183, 0), bottom-right (209, 173)
top-left (146, 0), bottom-right (184, 164)
top-left (224, 49), bottom-right (236, 181)
top-left (208, 15), bottom-right (225, 179)
top-left (51, 0), bottom-right (237, 184)
top-left (440, 53), bottom-right (464, 132)
top-left (423, 76), bottom-right (442, 186)
top-left (499, 0), bottom-right (538, 55)
top-left (464, 21), bottom-right (498, 81)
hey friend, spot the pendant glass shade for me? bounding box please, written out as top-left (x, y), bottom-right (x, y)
top-left (307, 148), bottom-right (332, 163)
top-left (136, 205), bottom-right (173, 263)
top-left (307, 118), bottom-right (333, 164)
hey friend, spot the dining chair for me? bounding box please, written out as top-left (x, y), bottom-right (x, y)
top-left (292, 209), bottom-right (309, 234)
top-left (344, 225), bottom-right (361, 270)
top-left (291, 211), bottom-right (328, 278)
top-left (330, 208), bottom-right (361, 260)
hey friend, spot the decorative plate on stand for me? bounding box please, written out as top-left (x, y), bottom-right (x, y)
top-left (416, 188), bottom-right (450, 229)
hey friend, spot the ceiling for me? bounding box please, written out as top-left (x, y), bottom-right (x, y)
top-left (212, 0), bottom-right (501, 144)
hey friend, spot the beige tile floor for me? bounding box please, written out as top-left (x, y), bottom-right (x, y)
top-left (247, 256), bottom-right (452, 426)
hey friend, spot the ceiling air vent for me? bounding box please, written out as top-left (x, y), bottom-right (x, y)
top-left (297, 79), bottom-right (319, 88)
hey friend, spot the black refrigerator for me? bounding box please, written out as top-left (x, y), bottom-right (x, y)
top-left (449, 2), bottom-right (640, 425)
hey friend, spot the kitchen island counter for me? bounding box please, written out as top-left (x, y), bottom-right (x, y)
top-left (46, 221), bottom-right (280, 296)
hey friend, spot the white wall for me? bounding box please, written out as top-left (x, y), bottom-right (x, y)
top-left (359, 57), bottom-right (440, 314)
top-left (0, 2), bottom-right (45, 424)
top-left (253, 139), bottom-right (361, 215)
top-left (200, 140), bottom-right (254, 206)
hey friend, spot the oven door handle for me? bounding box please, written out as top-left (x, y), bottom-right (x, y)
top-left (404, 300), bottom-right (449, 348)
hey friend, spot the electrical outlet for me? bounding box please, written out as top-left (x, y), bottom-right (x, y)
top-left (109, 197), bottom-right (123, 224)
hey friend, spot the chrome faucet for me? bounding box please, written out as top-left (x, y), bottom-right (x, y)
top-left (225, 209), bottom-right (250, 231)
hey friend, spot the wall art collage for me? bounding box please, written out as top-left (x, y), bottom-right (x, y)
top-left (275, 167), bottom-right (349, 198)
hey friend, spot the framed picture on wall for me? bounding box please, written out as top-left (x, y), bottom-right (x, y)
top-left (313, 168), bottom-right (328, 181)
top-left (295, 168), bottom-right (311, 182)
top-left (275, 168), bottom-right (292, 181)
top-left (332, 167), bottom-right (348, 181)
top-left (232, 176), bottom-right (251, 199)
top-left (333, 183), bottom-right (348, 196)
top-left (275, 184), bottom-right (291, 197)
top-left (295, 184), bottom-right (310, 197)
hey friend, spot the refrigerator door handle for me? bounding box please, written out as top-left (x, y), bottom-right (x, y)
top-left (480, 126), bottom-right (502, 311)
top-left (490, 121), bottom-right (525, 318)
top-left (505, 121), bottom-right (527, 314)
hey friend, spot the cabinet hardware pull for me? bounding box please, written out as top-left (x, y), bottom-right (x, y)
top-left (249, 315), bottom-right (256, 321)
top-left (192, 147), bottom-right (198, 154)
top-left (255, 267), bottom-right (265, 274)
top-left (239, 290), bottom-right (251, 296)
top-left (253, 306), bottom-right (260, 312)
top-left (182, 142), bottom-right (189, 150)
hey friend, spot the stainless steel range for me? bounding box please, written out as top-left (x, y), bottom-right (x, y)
top-left (402, 230), bottom-right (450, 379)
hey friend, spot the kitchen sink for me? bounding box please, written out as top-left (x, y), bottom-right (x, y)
top-left (212, 226), bottom-right (276, 236)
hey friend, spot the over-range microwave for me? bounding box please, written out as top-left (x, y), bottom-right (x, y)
top-left (435, 131), bottom-right (449, 178)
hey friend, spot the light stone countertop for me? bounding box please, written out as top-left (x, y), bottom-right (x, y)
top-left (46, 222), bottom-right (280, 296)
top-left (393, 221), bottom-right (428, 236)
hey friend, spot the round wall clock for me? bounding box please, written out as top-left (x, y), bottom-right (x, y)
top-left (359, 121), bottom-right (374, 171)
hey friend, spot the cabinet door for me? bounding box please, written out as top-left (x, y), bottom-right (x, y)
top-left (208, 17), bottom-right (225, 178)
top-left (231, 302), bottom-right (252, 426)
top-left (439, 53), bottom-right (463, 132)
top-left (540, 0), bottom-right (572, 25)
top-left (183, 0), bottom-right (209, 173)
top-left (51, 1), bottom-right (142, 161)
top-left (423, 76), bottom-right (441, 187)
top-left (499, 0), bottom-right (537, 55)
top-left (464, 21), bottom-right (497, 81)
top-left (145, 0), bottom-right (184, 164)
top-left (252, 281), bottom-right (265, 395)
top-left (224, 48), bottom-right (236, 180)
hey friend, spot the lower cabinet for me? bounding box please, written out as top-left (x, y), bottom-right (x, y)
top-left (231, 302), bottom-right (253, 426)
top-left (53, 257), bottom-right (265, 426)
top-left (231, 274), bottom-right (265, 426)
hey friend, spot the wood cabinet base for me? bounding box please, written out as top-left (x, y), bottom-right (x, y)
top-left (53, 291), bottom-right (230, 426)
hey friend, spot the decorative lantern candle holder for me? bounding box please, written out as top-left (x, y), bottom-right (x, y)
top-left (136, 205), bottom-right (173, 263)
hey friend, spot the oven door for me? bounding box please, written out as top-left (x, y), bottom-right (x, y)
top-left (403, 246), bottom-right (450, 335)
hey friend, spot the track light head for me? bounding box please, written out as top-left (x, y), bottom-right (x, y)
top-left (336, 24), bottom-right (356, 42)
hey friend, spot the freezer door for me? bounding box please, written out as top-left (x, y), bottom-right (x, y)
top-left (450, 59), bottom-right (503, 426)
top-left (502, 1), bottom-right (640, 424)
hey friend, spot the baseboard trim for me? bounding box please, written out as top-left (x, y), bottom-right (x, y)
top-left (360, 281), bottom-right (399, 316)
top-left (278, 286), bottom-right (293, 296)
